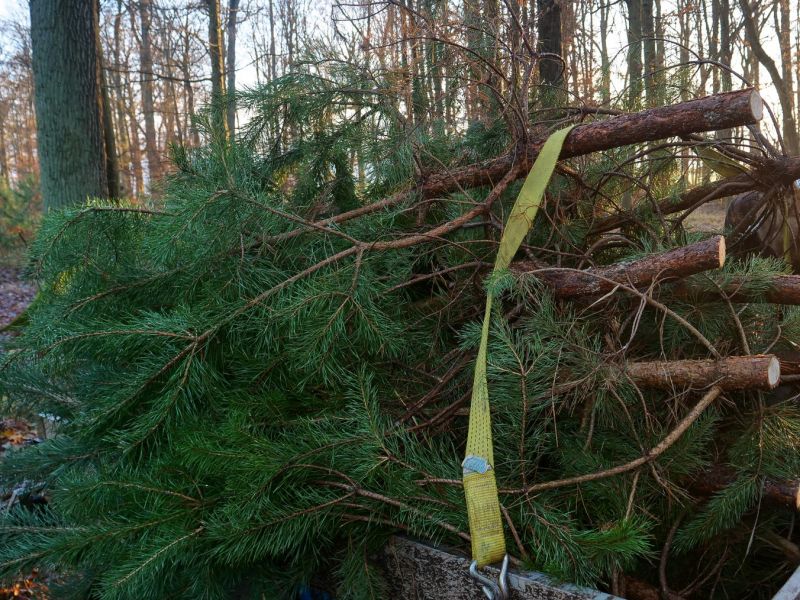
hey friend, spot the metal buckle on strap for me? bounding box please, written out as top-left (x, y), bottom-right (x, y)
top-left (468, 554), bottom-right (509, 600)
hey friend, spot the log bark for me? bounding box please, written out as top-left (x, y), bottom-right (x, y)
top-left (274, 92), bottom-right (764, 245)
top-left (777, 350), bottom-right (800, 377)
top-left (590, 154), bottom-right (800, 236)
top-left (624, 355), bottom-right (780, 391)
top-left (691, 466), bottom-right (800, 510)
top-left (511, 235), bottom-right (726, 298)
top-left (419, 90), bottom-right (762, 200)
top-left (674, 274), bottom-right (800, 305)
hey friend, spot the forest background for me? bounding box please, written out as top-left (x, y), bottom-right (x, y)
top-left (0, 0), bottom-right (798, 233)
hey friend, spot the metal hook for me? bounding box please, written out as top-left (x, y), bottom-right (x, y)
top-left (468, 555), bottom-right (509, 600)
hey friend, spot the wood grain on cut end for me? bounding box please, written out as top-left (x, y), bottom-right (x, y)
top-left (768, 356), bottom-right (781, 388)
top-left (750, 90), bottom-right (764, 121)
top-left (717, 235), bottom-right (726, 267)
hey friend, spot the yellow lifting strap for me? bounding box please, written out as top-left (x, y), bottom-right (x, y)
top-left (463, 125), bottom-right (574, 568)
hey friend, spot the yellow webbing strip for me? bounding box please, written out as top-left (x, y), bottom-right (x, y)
top-left (463, 125), bottom-right (574, 567)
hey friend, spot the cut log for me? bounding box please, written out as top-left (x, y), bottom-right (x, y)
top-left (731, 275), bottom-right (800, 304)
top-left (777, 350), bottom-right (800, 377)
top-left (512, 236), bottom-right (725, 299)
top-left (691, 466), bottom-right (800, 511)
top-left (672, 275), bottom-right (800, 305)
top-left (421, 90), bottom-right (763, 200)
top-left (276, 91), bottom-right (765, 244)
top-left (624, 355), bottom-right (780, 391)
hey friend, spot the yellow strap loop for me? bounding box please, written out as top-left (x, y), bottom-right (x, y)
top-left (463, 125), bottom-right (574, 567)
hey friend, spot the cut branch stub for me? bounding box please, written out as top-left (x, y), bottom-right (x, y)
top-left (625, 355), bottom-right (780, 391)
top-left (512, 235), bottom-right (725, 298)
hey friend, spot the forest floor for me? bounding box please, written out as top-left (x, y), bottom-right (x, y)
top-left (682, 199), bottom-right (728, 232)
top-left (0, 265), bottom-right (36, 330)
top-left (0, 260), bottom-right (48, 599)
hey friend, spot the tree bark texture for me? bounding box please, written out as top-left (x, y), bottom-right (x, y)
top-left (208, 0), bottom-right (228, 139)
top-left (674, 274), bottom-right (800, 305)
top-left (226, 0), bottom-right (240, 135)
top-left (625, 0), bottom-right (643, 107)
top-left (739, 0), bottom-right (800, 154)
top-left (625, 355), bottom-right (780, 391)
top-left (692, 466), bottom-right (800, 510)
top-left (512, 235), bottom-right (726, 299)
top-left (30, 0), bottom-right (109, 210)
top-left (420, 89), bottom-right (763, 201)
top-left (138, 0), bottom-right (161, 185)
top-left (536, 0), bottom-right (563, 90)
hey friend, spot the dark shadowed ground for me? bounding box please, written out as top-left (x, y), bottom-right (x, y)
top-left (0, 266), bottom-right (35, 329)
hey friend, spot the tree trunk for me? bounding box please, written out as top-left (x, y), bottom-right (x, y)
top-left (138, 0), bottom-right (161, 187)
top-left (692, 466), bottom-right (800, 510)
top-left (276, 91), bottom-right (765, 241)
top-left (180, 25), bottom-right (200, 148)
top-left (0, 109), bottom-right (8, 185)
top-left (29, 0), bottom-right (110, 210)
top-left (674, 274), bottom-right (800, 305)
top-left (123, 69), bottom-right (144, 197)
top-left (226, 0), bottom-right (240, 136)
top-left (95, 0), bottom-right (119, 199)
top-left (719, 0), bottom-right (732, 91)
top-left (598, 0), bottom-right (611, 104)
top-left (590, 151), bottom-right (800, 236)
top-left (642, 0), bottom-right (656, 106)
top-left (419, 90), bottom-right (762, 200)
top-left (463, 0), bottom-right (482, 121)
top-left (536, 0), bottom-right (563, 100)
top-left (778, 0), bottom-right (796, 148)
top-left (625, 0), bottom-right (643, 108)
top-left (111, 0), bottom-right (132, 196)
top-left (208, 0), bottom-right (228, 139)
top-left (268, 0), bottom-right (277, 80)
top-left (739, 0), bottom-right (799, 154)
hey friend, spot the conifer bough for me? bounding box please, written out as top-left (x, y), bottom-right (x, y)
top-left (2, 75), bottom-right (797, 600)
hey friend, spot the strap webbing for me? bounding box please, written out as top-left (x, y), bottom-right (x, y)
top-left (463, 125), bottom-right (574, 567)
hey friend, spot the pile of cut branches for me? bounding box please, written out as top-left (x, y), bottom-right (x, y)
top-left (2, 77), bottom-right (800, 600)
